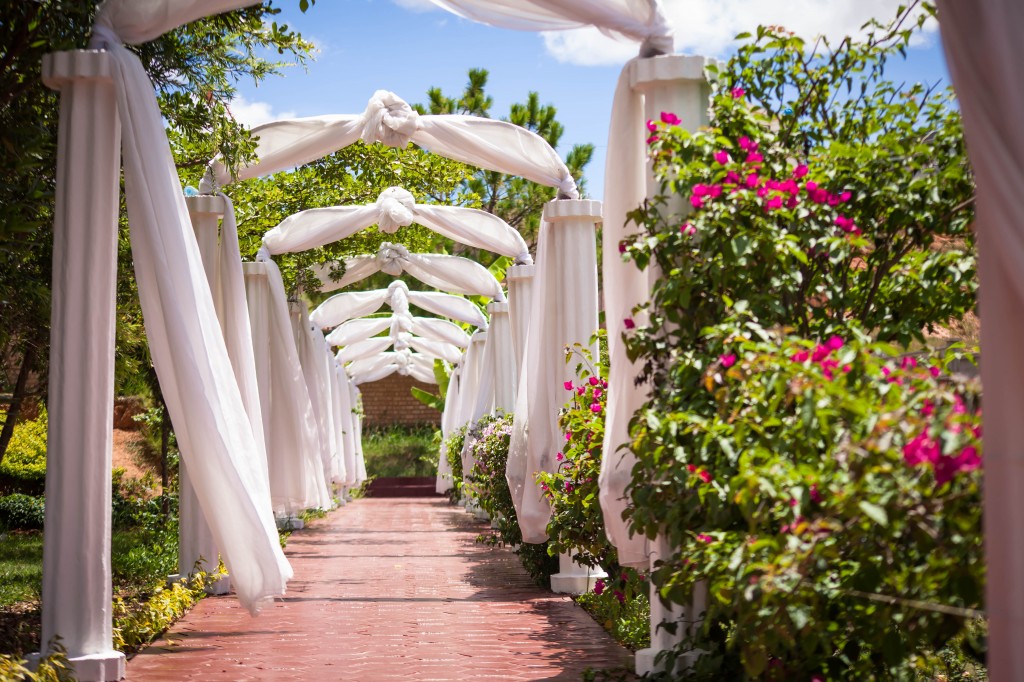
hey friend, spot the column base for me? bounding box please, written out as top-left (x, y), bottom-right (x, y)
top-left (276, 515), bottom-right (304, 530)
top-left (29, 650), bottom-right (126, 681)
top-left (635, 647), bottom-right (701, 675)
top-left (473, 507), bottom-right (489, 522)
top-left (550, 568), bottom-right (607, 595)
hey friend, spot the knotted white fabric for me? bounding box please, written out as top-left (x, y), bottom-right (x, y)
top-left (201, 90), bottom-right (579, 199)
top-left (338, 336), bottom-right (395, 364)
top-left (244, 260), bottom-right (333, 516)
top-left (407, 335), bottom-right (462, 365)
top-left (348, 350), bottom-right (438, 385)
top-left (311, 281), bottom-right (488, 330)
top-left (936, 2), bottom-right (1024, 675)
top-left (507, 200), bottom-right (600, 544)
top-left (326, 317), bottom-right (393, 347)
top-left (426, 0), bottom-right (673, 54)
top-left (412, 316), bottom-right (472, 348)
top-left (87, 0), bottom-right (289, 614)
top-left (317, 242), bottom-right (506, 301)
top-left (263, 186), bottom-right (531, 263)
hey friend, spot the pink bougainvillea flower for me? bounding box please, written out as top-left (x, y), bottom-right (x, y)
top-left (698, 469), bottom-right (713, 484)
top-left (563, 380), bottom-right (574, 391)
top-left (738, 136), bottom-right (757, 152)
top-left (745, 173), bottom-right (760, 188)
top-left (661, 111), bottom-right (681, 125)
top-left (826, 335), bottom-right (844, 351)
top-left (690, 195), bottom-right (705, 209)
top-left (618, 241), bottom-right (627, 254)
top-left (646, 134), bottom-right (659, 145)
top-left (565, 432), bottom-right (571, 441)
top-left (839, 191), bottom-right (852, 202)
top-left (623, 317), bottom-right (636, 330)
top-left (565, 481), bottom-right (574, 492)
top-left (556, 452), bottom-right (565, 462)
top-left (724, 171), bottom-right (741, 185)
top-left (809, 484), bottom-right (822, 504)
top-left (756, 186), bottom-right (770, 198)
top-left (541, 483), bottom-right (549, 492)
top-left (714, 150), bottom-right (731, 165)
top-left (589, 376), bottom-right (600, 386)
top-left (835, 215), bottom-right (857, 233)
top-left (789, 498), bottom-right (798, 507)
top-left (593, 579), bottom-right (605, 595)
top-left (922, 399), bottom-right (935, 417)
top-left (680, 222), bottom-right (697, 236)
top-left (929, 365), bottom-right (941, 378)
top-left (686, 464), bottom-right (697, 474)
top-left (786, 196), bottom-right (800, 209)
top-left (765, 195), bottom-right (783, 211)
top-left (746, 151), bottom-right (764, 164)
top-left (613, 590), bottom-right (626, 604)
top-left (693, 184), bottom-right (713, 197)
top-left (901, 356), bottom-right (918, 370)
top-left (590, 403), bottom-right (602, 414)
top-left (731, 87), bottom-right (745, 99)
top-left (811, 345), bottom-right (830, 362)
top-left (791, 349), bottom-right (810, 363)
top-left (593, 388), bottom-right (603, 398)
top-left (576, 386), bottom-right (586, 396)
top-left (720, 354), bottom-right (737, 368)
top-left (646, 119), bottom-right (657, 132)
top-left (696, 534), bottom-right (715, 544)
top-left (793, 164), bottom-right (809, 178)
top-left (708, 184), bottom-right (723, 198)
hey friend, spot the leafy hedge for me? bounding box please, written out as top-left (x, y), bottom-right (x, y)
top-left (0, 408), bottom-right (47, 488)
top-left (442, 425), bottom-right (467, 504)
top-left (0, 493), bottom-right (45, 531)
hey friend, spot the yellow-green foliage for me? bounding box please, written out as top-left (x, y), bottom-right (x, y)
top-left (0, 409), bottom-right (47, 483)
top-left (0, 644), bottom-right (74, 681)
top-left (112, 565), bottom-right (227, 654)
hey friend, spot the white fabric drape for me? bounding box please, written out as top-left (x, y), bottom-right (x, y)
top-left (291, 301), bottom-right (343, 489)
top-left (506, 264), bottom-right (536, 380)
top-left (94, 0), bottom-right (260, 44)
top-left (436, 367), bottom-right (461, 494)
top-left (425, 0), bottom-right (672, 51)
top-left (202, 91), bottom-right (578, 199)
top-left (454, 331), bottom-right (488, 431)
top-left (352, 384), bottom-right (367, 483)
top-left (324, 338), bottom-right (349, 486)
top-left (334, 362), bottom-right (359, 487)
top-left (263, 186), bottom-right (531, 263)
top-left (412, 316), bottom-right (472, 348)
top-left (407, 335), bottom-right (462, 365)
top-left (317, 242), bottom-right (506, 301)
top-left (311, 281), bottom-right (488, 330)
top-left (326, 317), bottom-right (393, 347)
top-left (937, 2), bottom-right (1024, 676)
top-left (507, 203), bottom-right (600, 544)
top-left (338, 336), bottom-right (395, 364)
top-left (244, 261), bottom-right (333, 515)
top-left (89, 5), bottom-right (288, 613)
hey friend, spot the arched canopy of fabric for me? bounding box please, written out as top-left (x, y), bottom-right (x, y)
top-left (325, 314), bottom-right (471, 350)
top-left (200, 91), bottom-right (578, 199)
top-left (336, 330), bottom-right (461, 365)
top-left (263, 187), bottom-right (531, 264)
top-left (311, 242), bottom-right (505, 302)
top-left (310, 280), bottom-right (488, 330)
top-left (348, 349), bottom-right (437, 385)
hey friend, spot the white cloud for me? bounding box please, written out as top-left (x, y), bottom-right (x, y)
top-left (390, 0), bottom-right (439, 12)
top-left (542, 0), bottom-right (938, 66)
top-left (228, 95), bottom-right (297, 128)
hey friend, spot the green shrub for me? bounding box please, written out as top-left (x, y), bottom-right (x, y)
top-left (441, 425), bottom-right (467, 504)
top-left (361, 424), bottom-right (439, 478)
top-left (0, 643), bottom-right (74, 681)
top-left (0, 493), bottom-right (45, 531)
top-left (461, 414), bottom-right (558, 586)
top-left (0, 409), bottom-right (47, 486)
top-left (576, 569), bottom-right (650, 652)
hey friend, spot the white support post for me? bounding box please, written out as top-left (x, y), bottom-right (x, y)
top-left (629, 54), bottom-right (714, 677)
top-left (171, 195), bottom-right (230, 595)
top-left (506, 264), bottom-right (535, 380)
top-left (37, 49), bottom-right (126, 681)
top-left (550, 551), bottom-right (608, 595)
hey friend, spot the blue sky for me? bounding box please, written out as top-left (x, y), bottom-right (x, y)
top-left (233, 0), bottom-right (952, 202)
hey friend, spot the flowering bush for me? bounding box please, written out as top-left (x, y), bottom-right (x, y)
top-left (0, 408), bottom-right (47, 490)
top-left (441, 425), bottom-right (468, 504)
top-left (631, 323), bottom-right (982, 679)
top-left (538, 338), bottom-right (616, 571)
top-left (577, 568), bottom-right (651, 652)
top-left (463, 413), bottom-right (558, 585)
top-left (621, 8), bottom-right (983, 679)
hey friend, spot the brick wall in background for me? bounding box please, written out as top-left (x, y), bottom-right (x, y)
top-left (359, 373), bottom-right (441, 427)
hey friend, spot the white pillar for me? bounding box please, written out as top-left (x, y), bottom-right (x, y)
top-left (628, 54), bottom-right (714, 677)
top-left (173, 195), bottom-right (230, 595)
top-left (38, 49), bottom-right (127, 681)
top-left (550, 552), bottom-right (608, 595)
top-left (506, 264), bottom-right (535, 379)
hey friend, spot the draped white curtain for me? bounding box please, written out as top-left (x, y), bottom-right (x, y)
top-left (311, 281), bottom-right (488, 330)
top-left (244, 260), bottom-right (333, 515)
top-left (437, 366), bottom-right (462, 493)
top-left (201, 90), bottom-right (578, 199)
top-left (507, 203), bottom-right (600, 544)
top-left (88, 0), bottom-right (288, 613)
top-left (936, 2), bottom-right (1024, 676)
top-left (314, 242), bottom-right (505, 301)
top-left (263, 186), bottom-right (531, 263)
top-left (291, 301), bottom-right (343, 486)
top-left (325, 314), bottom-right (470, 350)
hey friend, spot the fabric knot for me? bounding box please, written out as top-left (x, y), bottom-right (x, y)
top-left (387, 280), bottom-right (411, 315)
top-left (375, 187), bottom-right (416, 233)
top-left (88, 21), bottom-right (121, 50)
top-left (360, 90), bottom-right (420, 148)
top-left (557, 175), bottom-right (580, 200)
top-left (391, 313), bottom-right (414, 335)
top-left (393, 332), bottom-right (412, 351)
top-left (376, 242), bottom-right (410, 277)
top-left (256, 245), bottom-right (271, 263)
top-left (639, 32), bottom-right (675, 58)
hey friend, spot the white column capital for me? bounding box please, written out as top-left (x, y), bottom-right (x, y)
top-left (184, 194), bottom-right (227, 218)
top-left (542, 198), bottom-right (602, 223)
top-left (628, 54), bottom-right (719, 92)
top-left (486, 302), bottom-right (509, 314)
top-left (42, 50), bottom-right (112, 90)
top-left (506, 264), bottom-right (536, 280)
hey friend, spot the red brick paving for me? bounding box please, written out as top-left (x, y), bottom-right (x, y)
top-left (126, 498), bottom-right (633, 681)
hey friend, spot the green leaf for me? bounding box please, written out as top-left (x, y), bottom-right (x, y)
top-left (858, 501), bottom-right (888, 527)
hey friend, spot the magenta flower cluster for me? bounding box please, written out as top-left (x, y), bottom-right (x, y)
top-left (790, 334), bottom-right (847, 379)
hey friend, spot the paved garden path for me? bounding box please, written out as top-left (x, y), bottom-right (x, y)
top-left (126, 496), bottom-right (633, 681)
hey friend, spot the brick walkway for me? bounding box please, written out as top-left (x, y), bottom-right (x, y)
top-left (126, 497), bottom-right (633, 681)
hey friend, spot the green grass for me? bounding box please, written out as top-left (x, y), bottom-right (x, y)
top-left (361, 425), bottom-right (440, 478)
top-left (0, 532), bottom-right (42, 608)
